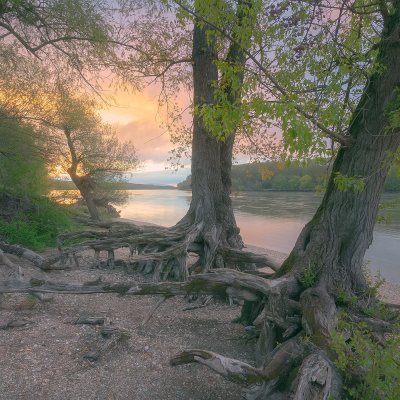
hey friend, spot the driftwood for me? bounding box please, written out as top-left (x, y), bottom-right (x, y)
top-left (0, 319), bottom-right (33, 330)
top-left (0, 241), bottom-right (60, 270)
top-left (83, 325), bottom-right (131, 363)
top-left (171, 350), bottom-right (266, 385)
top-left (140, 296), bottom-right (169, 326)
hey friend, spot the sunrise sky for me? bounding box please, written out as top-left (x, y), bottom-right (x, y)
top-left (98, 84), bottom-right (191, 186)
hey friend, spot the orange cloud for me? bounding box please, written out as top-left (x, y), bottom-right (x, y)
top-left (99, 85), bottom-right (191, 171)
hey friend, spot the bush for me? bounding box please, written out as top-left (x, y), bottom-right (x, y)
top-left (331, 313), bottom-right (400, 399)
top-left (0, 196), bottom-right (74, 250)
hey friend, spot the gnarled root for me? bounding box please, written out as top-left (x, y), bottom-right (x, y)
top-left (57, 219), bottom-right (282, 281)
top-left (1, 264), bottom-right (396, 398)
top-left (291, 352), bottom-right (342, 400)
top-left (170, 285), bottom-right (343, 399)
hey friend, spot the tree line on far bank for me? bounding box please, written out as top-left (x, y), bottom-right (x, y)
top-left (178, 161), bottom-right (400, 193)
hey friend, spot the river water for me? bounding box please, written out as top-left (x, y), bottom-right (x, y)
top-left (118, 190), bottom-right (400, 282)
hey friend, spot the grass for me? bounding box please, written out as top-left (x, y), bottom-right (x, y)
top-left (0, 196), bottom-right (76, 250)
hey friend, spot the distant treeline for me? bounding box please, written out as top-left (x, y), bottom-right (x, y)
top-left (50, 180), bottom-right (175, 191)
top-left (177, 161), bottom-right (400, 192)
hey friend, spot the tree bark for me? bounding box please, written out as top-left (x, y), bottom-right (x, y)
top-left (280, 6), bottom-right (400, 297)
top-left (64, 127), bottom-right (100, 221)
top-left (177, 2), bottom-right (251, 272)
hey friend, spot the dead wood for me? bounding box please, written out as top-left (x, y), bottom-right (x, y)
top-left (140, 296), bottom-right (169, 326)
top-left (0, 319), bottom-right (33, 330)
top-left (291, 352), bottom-right (342, 400)
top-left (170, 349), bottom-right (265, 385)
top-left (182, 295), bottom-right (213, 311)
top-left (75, 316), bottom-right (105, 325)
top-left (0, 241), bottom-right (60, 270)
top-left (83, 325), bottom-right (131, 363)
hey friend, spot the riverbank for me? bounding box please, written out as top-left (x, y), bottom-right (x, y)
top-left (1, 228), bottom-right (399, 399)
top-left (113, 217), bottom-right (400, 306)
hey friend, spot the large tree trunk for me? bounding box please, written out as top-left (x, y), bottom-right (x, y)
top-left (177, 2), bottom-right (253, 271)
top-left (166, 6), bottom-right (400, 399)
top-left (280, 7), bottom-right (400, 297)
top-left (54, 2), bottom-right (272, 280)
top-left (180, 20), bottom-right (243, 262)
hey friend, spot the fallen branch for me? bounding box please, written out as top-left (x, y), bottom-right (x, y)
top-left (170, 349), bottom-right (266, 385)
top-left (0, 241), bottom-right (60, 270)
top-left (0, 319), bottom-right (33, 330)
top-left (141, 296), bottom-right (169, 326)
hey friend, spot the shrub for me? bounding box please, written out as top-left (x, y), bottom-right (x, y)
top-left (331, 313), bottom-right (400, 399)
top-left (0, 196), bottom-right (74, 250)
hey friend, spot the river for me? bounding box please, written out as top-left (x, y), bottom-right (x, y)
top-left (118, 190), bottom-right (400, 282)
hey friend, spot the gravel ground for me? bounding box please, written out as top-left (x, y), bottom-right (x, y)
top-left (1, 246), bottom-right (399, 400)
top-left (0, 253), bottom-right (254, 400)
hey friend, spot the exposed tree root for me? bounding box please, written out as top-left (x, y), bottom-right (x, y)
top-left (1, 265), bottom-right (397, 398)
top-left (0, 249), bottom-right (15, 269)
top-left (291, 352), bottom-right (342, 400)
top-left (56, 219), bottom-right (282, 281)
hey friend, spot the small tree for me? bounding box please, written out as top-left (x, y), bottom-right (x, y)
top-left (45, 87), bottom-right (139, 220)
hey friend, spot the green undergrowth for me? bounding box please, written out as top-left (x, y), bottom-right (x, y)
top-left (0, 196), bottom-right (76, 250)
top-left (331, 313), bottom-right (400, 400)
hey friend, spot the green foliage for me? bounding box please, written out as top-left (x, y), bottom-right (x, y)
top-left (331, 314), bottom-right (400, 400)
top-left (0, 115), bottom-right (48, 197)
top-left (299, 263), bottom-right (318, 288)
top-left (178, 160), bottom-right (330, 192)
top-left (384, 165), bottom-right (400, 192)
top-left (334, 172), bottom-right (365, 193)
top-left (0, 196), bottom-right (74, 250)
top-left (335, 289), bottom-right (358, 307)
top-left (387, 90), bottom-right (400, 130)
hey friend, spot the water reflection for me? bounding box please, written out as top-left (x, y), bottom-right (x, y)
top-left (118, 190), bottom-right (400, 282)
top-left (119, 190), bottom-right (191, 226)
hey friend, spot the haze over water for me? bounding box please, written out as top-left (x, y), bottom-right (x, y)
top-left (119, 190), bottom-right (400, 283)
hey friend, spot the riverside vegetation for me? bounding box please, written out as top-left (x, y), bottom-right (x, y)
top-left (1, 1), bottom-right (400, 399)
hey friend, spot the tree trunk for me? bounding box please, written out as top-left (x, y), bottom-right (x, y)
top-left (280, 6), bottom-right (400, 297)
top-left (182, 19), bottom-right (243, 253)
top-left (64, 128), bottom-right (100, 221)
top-left (177, 3), bottom-right (254, 271)
top-left (185, 7), bottom-right (400, 397)
top-left (56, 1), bottom-right (280, 280)
top-left (68, 170), bottom-right (100, 221)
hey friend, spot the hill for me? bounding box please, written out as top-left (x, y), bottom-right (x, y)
top-left (177, 161), bottom-right (400, 192)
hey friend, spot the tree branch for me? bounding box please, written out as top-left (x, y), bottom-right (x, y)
top-left (172, 0), bottom-right (351, 146)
